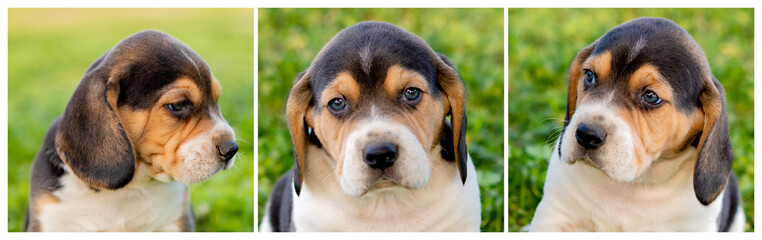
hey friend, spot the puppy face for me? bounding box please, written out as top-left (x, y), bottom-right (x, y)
top-left (309, 66), bottom-right (447, 196)
top-left (118, 77), bottom-right (236, 184)
top-left (560, 58), bottom-right (704, 181)
top-left (558, 18), bottom-right (732, 200)
top-left (286, 22), bottom-right (468, 196)
top-left (55, 30), bottom-right (237, 189)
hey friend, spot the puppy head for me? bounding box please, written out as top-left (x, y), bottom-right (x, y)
top-left (286, 21), bottom-right (467, 196)
top-left (558, 17), bottom-right (733, 204)
top-left (55, 30), bottom-right (237, 189)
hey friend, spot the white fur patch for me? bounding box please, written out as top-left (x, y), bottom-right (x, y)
top-left (359, 45), bottom-right (373, 75)
top-left (627, 37), bottom-right (646, 64)
top-left (294, 144), bottom-right (481, 231)
top-left (560, 95), bottom-right (638, 181)
top-left (531, 146), bottom-right (725, 231)
top-left (174, 116), bottom-right (235, 184)
top-left (339, 119), bottom-right (430, 196)
top-left (38, 165), bottom-right (186, 231)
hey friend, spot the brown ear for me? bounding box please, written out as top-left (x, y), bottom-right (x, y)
top-left (286, 70), bottom-right (313, 195)
top-left (55, 52), bottom-right (136, 190)
top-left (434, 53), bottom-right (468, 184)
top-left (693, 76), bottom-right (734, 205)
top-left (558, 41), bottom-right (597, 157)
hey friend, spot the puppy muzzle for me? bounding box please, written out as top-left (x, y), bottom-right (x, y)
top-left (174, 117), bottom-right (237, 184)
top-left (560, 103), bottom-right (638, 182)
top-left (338, 120), bottom-right (431, 196)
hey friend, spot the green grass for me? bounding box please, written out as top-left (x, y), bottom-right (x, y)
top-left (257, 8), bottom-right (504, 232)
top-left (508, 8), bottom-right (754, 232)
top-left (8, 9), bottom-right (254, 232)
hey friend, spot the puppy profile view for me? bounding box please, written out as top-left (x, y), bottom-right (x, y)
top-left (530, 17), bottom-right (744, 231)
top-left (261, 21), bottom-right (481, 232)
top-left (24, 30), bottom-right (238, 232)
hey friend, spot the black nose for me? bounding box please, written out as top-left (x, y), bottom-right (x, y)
top-left (575, 123), bottom-right (606, 150)
top-left (218, 141), bottom-right (239, 162)
top-left (363, 142), bottom-right (398, 170)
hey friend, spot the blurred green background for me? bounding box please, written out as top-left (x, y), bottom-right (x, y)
top-left (508, 9), bottom-right (754, 232)
top-left (8, 9), bottom-right (254, 232)
top-left (258, 8), bottom-right (504, 232)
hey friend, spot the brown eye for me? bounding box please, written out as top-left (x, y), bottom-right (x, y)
top-left (403, 88), bottom-right (422, 101)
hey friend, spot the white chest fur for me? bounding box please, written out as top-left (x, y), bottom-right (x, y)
top-left (38, 165), bottom-right (187, 232)
top-left (531, 147), bottom-right (723, 231)
top-left (292, 146), bottom-right (481, 232)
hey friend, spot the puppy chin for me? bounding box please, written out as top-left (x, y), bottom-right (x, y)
top-left (339, 172), bottom-right (429, 197)
top-left (172, 140), bottom-right (227, 184)
top-left (560, 133), bottom-right (639, 182)
top-left (172, 159), bottom-right (225, 184)
top-left (338, 153), bottom-right (432, 197)
top-left (595, 152), bottom-right (639, 182)
top-left (339, 173), bottom-right (390, 197)
top-left (338, 154), bottom-right (432, 197)
top-left (367, 179), bottom-right (400, 192)
top-left (584, 154), bottom-right (639, 182)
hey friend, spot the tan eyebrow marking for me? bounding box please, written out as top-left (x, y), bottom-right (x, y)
top-left (628, 64), bottom-right (673, 102)
top-left (583, 51), bottom-right (613, 81)
top-left (322, 71), bottom-right (360, 106)
top-left (383, 64), bottom-right (428, 98)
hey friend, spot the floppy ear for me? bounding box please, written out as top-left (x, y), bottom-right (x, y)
top-left (286, 70), bottom-right (313, 195)
top-left (55, 53), bottom-right (136, 190)
top-left (558, 41), bottom-right (597, 157)
top-left (434, 53), bottom-right (468, 184)
top-left (693, 76), bottom-right (734, 205)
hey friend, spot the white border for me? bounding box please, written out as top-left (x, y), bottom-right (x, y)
top-left (0, 0), bottom-right (759, 239)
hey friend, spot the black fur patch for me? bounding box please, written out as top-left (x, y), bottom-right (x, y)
top-left (109, 30), bottom-right (215, 110)
top-left (309, 21), bottom-right (444, 117)
top-left (268, 170), bottom-right (296, 232)
top-left (589, 18), bottom-right (704, 113)
top-left (718, 172), bottom-right (741, 232)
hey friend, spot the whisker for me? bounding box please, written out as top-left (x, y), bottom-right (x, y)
top-left (317, 166), bottom-right (337, 187)
top-left (235, 136), bottom-right (251, 145)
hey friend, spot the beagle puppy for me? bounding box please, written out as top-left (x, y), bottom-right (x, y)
top-left (530, 17), bottom-right (744, 232)
top-left (24, 30), bottom-right (238, 232)
top-left (260, 21), bottom-right (481, 232)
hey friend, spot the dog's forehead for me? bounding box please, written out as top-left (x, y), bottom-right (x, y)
top-left (106, 30), bottom-right (215, 109)
top-left (592, 18), bottom-right (708, 110)
top-left (310, 22), bottom-right (440, 101)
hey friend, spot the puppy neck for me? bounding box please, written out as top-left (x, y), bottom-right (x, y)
top-left (632, 146), bottom-right (697, 185)
top-left (127, 161), bottom-right (174, 188)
